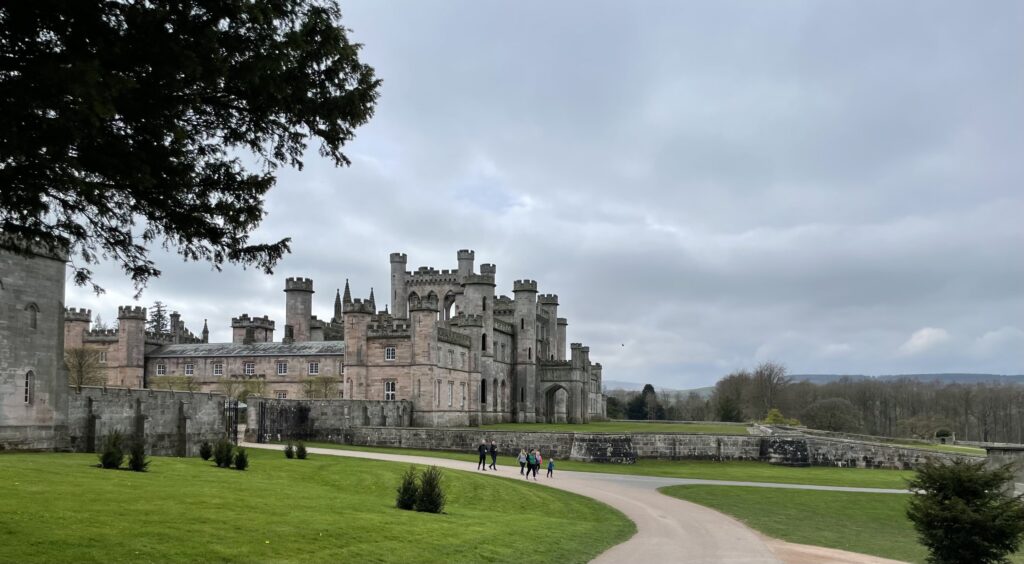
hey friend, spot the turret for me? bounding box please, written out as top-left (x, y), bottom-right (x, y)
top-left (231, 314), bottom-right (275, 344)
top-left (462, 270), bottom-right (496, 358)
top-left (409, 293), bottom-right (439, 364)
top-left (284, 277), bottom-right (314, 342)
top-left (457, 249), bottom-right (475, 282)
top-left (118, 305), bottom-right (147, 386)
top-left (390, 252), bottom-right (409, 319)
top-left (169, 311), bottom-right (182, 343)
top-left (538, 294), bottom-right (558, 360)
top-left (343, 299), bottom-right (374, 364)
top-left (64, 307), bottom-right (92, 348)
top-left (556, 318), bottom-right (568, 361)
top-left (513, 279), bottom-right (539, 422)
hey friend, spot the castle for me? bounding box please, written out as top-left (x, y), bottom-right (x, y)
top-left (63, 250), bottom-right (607, 427)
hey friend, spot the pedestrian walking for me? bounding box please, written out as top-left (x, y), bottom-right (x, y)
top-left (547, 457), bottom-right (555, 478)
top-left (488, 440), bottom-right (498, 470)
top-left (525, 449), bottom-right (537, 480)
top-left (477, 440), bottom-right (488, 471)
top-left (534, 450), bottom-right (543, 479)
top-left (517, 448), bottom-right (527, 475)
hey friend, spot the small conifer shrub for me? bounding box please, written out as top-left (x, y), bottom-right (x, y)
top-left (98, 430), bottom-right (125, 469)
top-left (296, 442), bottom-right (308, 460)
top-left (284, 442), bottom-right (295, 459)
top-left (213, 439), bottom-right (234, 468)
top-left (415, 466), bottom-right (447, 514)
top-left (127, 439), bottom-right (149, 472)
top-left (233, 447), bottom-right (249, 471)
top-left (396, 466), bottom-right (419, 510)
top-left (199, 440), bottom-right (213, 461)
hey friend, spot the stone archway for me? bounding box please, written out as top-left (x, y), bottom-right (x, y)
top-left (543, 385), bottom-right (570, 424)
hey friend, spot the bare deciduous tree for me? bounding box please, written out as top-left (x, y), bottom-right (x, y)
top-left (65, 347), bottom-right (105, 391)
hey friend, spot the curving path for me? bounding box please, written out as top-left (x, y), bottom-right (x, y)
top-left (242, 442), bottom-right (908, 564)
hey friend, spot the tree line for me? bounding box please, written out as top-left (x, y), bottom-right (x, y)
top-left (608, 362), bottom-right (1024, 443)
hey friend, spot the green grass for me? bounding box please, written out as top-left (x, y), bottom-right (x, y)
top-left (661, 485), bottom-right (1024, 564)
top-left (0, 451), bottom-right (634, 563)
top-left (301, 442), bottom-right (913, 489)
top-left (479, 421), bottom-right (751, 434)
top-left (886, 440), bottom-right (986, 456)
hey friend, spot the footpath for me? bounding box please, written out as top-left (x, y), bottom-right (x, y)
top-left (242, 442), bottom-right (907, 564)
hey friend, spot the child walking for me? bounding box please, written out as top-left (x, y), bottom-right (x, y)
top-left (547, 457), bottom-right (555, 478)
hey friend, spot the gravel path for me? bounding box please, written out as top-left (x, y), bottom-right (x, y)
top-left (241, 442), bottom-right (909, 564)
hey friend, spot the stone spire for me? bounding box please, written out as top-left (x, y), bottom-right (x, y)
top-left (333, 288), bottom-right (342, 321)
top-left (369, 287), bottom-right (376, 312)
top-left (342, 278), bottom-right (352, 305)
top-left (201, 319), bottom-right (209, 343)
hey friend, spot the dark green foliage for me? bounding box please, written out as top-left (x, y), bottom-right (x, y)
top-left (284, 443), bottom-right (295, 459)
top-left (199, 441), bottom-right (213, 461)
top-left (907, 459), bottom-right (1024, 564)
top-left (98, 430), bottom-right (125, 469)
top-left (0, 0), bottom-right (380, 294)
top-left (127, 439), bottom-right (149, 472)
top-left (213, 439), bottom-right (234, 468)
top-left (800, 398), bottom-right (861, 432)
top-left (233, 448), bottom-right (249, 471)
top-left (395, 466), bottom-right (419, 510)
top-left (415, 466), bottom-right (447, 514)
top-left (605, 396), bottom-right (625, 419)
top-left (296, 442), bottom-right (308, 460)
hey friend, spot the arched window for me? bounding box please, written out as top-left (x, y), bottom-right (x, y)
top-left (25, 303), bottom-right (39, 330)
top-left (520, 318), bottom-right (524, 330)
top-left (24, 371), bottom-right (34, 404)
top-left (520, 387), bottom-right (524, 402)
top-left (481, 379), bottom-right (487, 406)
top-left (482, 297), bottom-right (487, 311)
top-left (528, 347), bottom-right (532, 360)
top-left (481, 333), bottom-right (487, 351)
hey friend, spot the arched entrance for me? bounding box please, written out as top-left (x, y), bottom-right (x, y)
top-left (543, 385), bottom-right (570, 424)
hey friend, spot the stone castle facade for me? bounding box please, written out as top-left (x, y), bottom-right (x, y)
top-left (64, 250), bottom-right (607, 427)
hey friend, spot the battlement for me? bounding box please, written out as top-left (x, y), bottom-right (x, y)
top-left (409, 294), bottom-right (439, 312)
top-left (453, 313), bottom-right (484, 327)
top-left (284, 277), bottom-right (314, 292)
top-left (457, 249), bottom-right (475, 260)
top-left (462, 273), bottom-right (495, 286)
top-left (495, 295), bottom-right (513, 305)
top-left (343, 299), bottom-right (375, 315)
top-left (65, 307), bottom-right (92, 322)
top-left (145, 331), bottom-right (174, 345)
top-left (513, 279), bottom-right (538, 293)
top-left (570, 342), bottom-right (583, 349)
top-left (407, 267), bottom-right (460, 285)
top-left (493, 319), bottom-right (515, 335)
top-left (557, 317), bottom-right (568, 325)
top-left (438, 327), bottom-right (472, 348)
top-left (480, 263), bottom-right (496, 275)
top-left (118, 305), bottom-right (147, 320)
top-left (83, 329), bottom-right (119, 342)
top-left (230, 314), bottom-right (276, 329)
top-left (390, 252), bottom-right (408, 264)
top-left (368, 314), bottom-right (411, 339)
top-left (538, 294), bottom-right (559, 305)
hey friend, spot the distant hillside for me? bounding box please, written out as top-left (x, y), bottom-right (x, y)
top-left (791, 373), bottom-right (1024, 385)
top-left (602, 380), bottom-right (714, 398)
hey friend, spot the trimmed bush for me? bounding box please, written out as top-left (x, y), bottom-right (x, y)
top-left (127, 439), bottom-right (149, 472)
top-left (233, 447), bottom-right (249, 471)
top-left (396, 466), bottom-right (419, 510)
top-left (213, 439), bottom-right (234, 468)
top-left (284, 443), bottom-right (295, 459)
top-left (296, 442), bottom-right (308, 460)
top-left (199, 441), bottom-right (213, 461)
top-left (415, 466), bottom-right (446, 514)
top-left (98, 430), bottom-right (125, 469)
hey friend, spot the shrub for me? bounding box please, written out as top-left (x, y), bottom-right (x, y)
top-left (395, 466), bottom-right (419, 510)
top-left (415, 466), bottom-right (446, 514)
top-left (296, 442), bottom-right (308, 460)
top-left (284, 442), bottom-right (295, 459)
top-left (233, 447), bottom-right (249, 471)
top-left (907, 458), bottom-right (1024, 564)
top-left (127, 439), bottom-right (149, 472)
top-left (199, 440), bottom-right (213, 461)
top-left (213, 439), bottom-right (234, 468)
top-left (98, 430), bottom-right (125, 469)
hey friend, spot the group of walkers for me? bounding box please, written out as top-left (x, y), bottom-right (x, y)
top-left (476, 440), bottom-right (554, 480)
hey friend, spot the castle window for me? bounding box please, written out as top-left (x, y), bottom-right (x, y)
top-left (276, 361), bottom-right (288, 376)
top-left (448, 381), bottom-right (453, 406)
top-left (481, 333), bottom-right (487, 351)
top-left (482, 297), bottom-right (486, 311)
top-left (308, 362), bottom-right (320, 375)
top-left (434, 380), bottom-right (441, 406)
top-left (243, 362), bottom-right (255, 376)
top-left (213, 363), bottom-right (223, 376)
top-left (26, 303), bottom-right (39, 330)
top-left (276, 390), bottom-right (287, 399)
top-left (99, 351), bottom-right (107, 364)
top-left (460, 383), bottom-right (466, 408)
top-left (385, 346), bottom-right (396, 361)
top-left (157, 364), bottom-right (167, 376)
top-left (448, 349), bottom-right (454, 366)
top-left (481, 379), bottom-right (487, 405)
top-left (528, 347), bottom-right (532, 360)
top-left (24, 371), bottom-right (34, 404)
top-left (384, 380), bottom-right (396, 401)
top-left (416, 379), bottom-right (421, 397)
top-left (520, 318), bottom-right (524, 330)
top-left (520, 387), bottom-right (524, 402)
top-left (185, 363), bottom-right (194, 376)
top-left (460, 352), bottom-right (466, 369)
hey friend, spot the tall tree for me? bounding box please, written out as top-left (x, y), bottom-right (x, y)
top-left (91, 314), bottom-right (107, 331)
top-left (641, 384), bottom-right (658, 421)
top-left (148, 301), bottom-right (168, 333)
top-left (752, 361), bottom-right (789, 419)
top-left (0, 1), bottom-right (380, 294)
top-left (64, 347), bottom-right (105, 390)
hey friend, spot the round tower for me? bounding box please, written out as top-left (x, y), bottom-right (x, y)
top-left (284, 277), bottom-right (314, 343)
top-left (390, 252), bottom-right (408, 319)
top-left (457, 249), bottom-right (475, 282)
top-left (512, 279), bottom-right (539, 422)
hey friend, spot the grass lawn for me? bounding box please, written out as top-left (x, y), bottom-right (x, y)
top-left (480, 421), bottom-right (751, 435)
top-left (300, 442), bottom-right (913, 489)
top-left (661, 486), bottom-right (1024, 564)
top-left (0, 451), bottom-right (634, 563)
top-left (885, 440), bottom-right (986, 456)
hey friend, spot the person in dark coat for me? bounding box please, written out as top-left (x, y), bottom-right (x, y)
top-left (477, 440), bottom-right (488, 471)
top-left (488, 440), bottom-right (498, 470)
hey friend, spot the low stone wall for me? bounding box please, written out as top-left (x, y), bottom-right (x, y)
top-left (67, 386), bottom-right (226, 457)
top-left (245, 398), bottom-right (413, 443)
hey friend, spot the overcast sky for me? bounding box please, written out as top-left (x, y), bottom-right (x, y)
top-left (66, 1), bottom-right (1024, 388)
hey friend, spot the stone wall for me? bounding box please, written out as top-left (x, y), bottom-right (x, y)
top-left (66, 386), bottom-right (226, 456)
top-left (245, 398), bottom-right (413, 442)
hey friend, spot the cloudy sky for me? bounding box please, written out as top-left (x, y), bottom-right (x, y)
top-left (67, 1), bottom-right (1024, 388)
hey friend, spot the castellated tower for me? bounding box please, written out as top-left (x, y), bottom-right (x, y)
top-left (231, 314), bottom-right (275, 344)
top-left (342, 298), bottom-right (374, 400)
top-left (537, 294), bottom-right (559, 361)
top-left (409, 293), bottom-right (439, 365)
top-left (457, 249), bottom-right (475, 282)
top-left (556, 317), bottom-right (568, 361)
top-left (117, 305), bottom-right (147, 388)
top-left (284, 277), bottom-right (314, 343)
top-left (513, 279), bottom-right (538, 422)
top-left (390, 252), bottom-right (408, 319)
top-left (461, 265), bottom-right (496, 359)
top-left (64, 308), bottom-right (92, 348)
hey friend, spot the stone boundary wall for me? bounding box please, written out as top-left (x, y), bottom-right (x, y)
top-left (67, 386), bottom-right (226, 457)
top-left (244, 398), bottom-right (413, 443)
